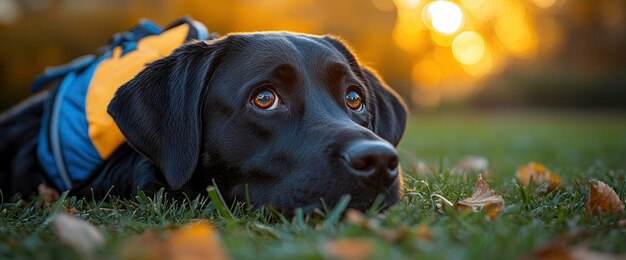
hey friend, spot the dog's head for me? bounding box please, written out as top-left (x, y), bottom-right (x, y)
top-left (108, 32), bottom-right (407, 211)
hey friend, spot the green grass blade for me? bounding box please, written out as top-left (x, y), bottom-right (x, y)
top-left (322, 194), bottom-right (351, 232)
top-left (207, 185), bottom-right (234, 221)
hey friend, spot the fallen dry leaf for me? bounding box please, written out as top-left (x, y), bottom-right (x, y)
top-left (52, 213), bottom-right (105, 256)
top-left (321, 238), bottom-right (374, 260)
top-left (450, 156), bottom-right (489, 175)
top-left (38, 183), bottom-right (60, 205)
top-left (416, 224), bottom-right (433, 241)
top-left (455, 174), bottom-right (505, 220)
top-left (516, 162), bottom-right (562, 194)
top-left (585, 179), bottom-right (624, 216)
top-left (121, 222), bottom-right (228, 260)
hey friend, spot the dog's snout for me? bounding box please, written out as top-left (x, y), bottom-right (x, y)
top-left (343, 140), bottom-right (399, 186)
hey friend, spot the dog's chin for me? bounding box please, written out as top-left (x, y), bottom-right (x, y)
top-left (272, 178), bottom-right (402, 214)
top-left (220, 167), bottom-right (403, 214)
top-left (346, 179), bottom-right (402, 212)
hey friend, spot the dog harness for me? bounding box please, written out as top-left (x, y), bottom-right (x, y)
top-left (34, 17), bottom-right (211, 191)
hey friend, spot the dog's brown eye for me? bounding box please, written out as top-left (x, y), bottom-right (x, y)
top-left (252, 89), bottom-right (279, 110)
top-left (345, 90), bottom-right (363, 111)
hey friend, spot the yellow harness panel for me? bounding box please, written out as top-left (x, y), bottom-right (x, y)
top-left (86, 24), bottom-right (190, 159)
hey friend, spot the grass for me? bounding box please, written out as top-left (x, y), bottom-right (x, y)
top-left (1, 111), bottom-right (626, 259)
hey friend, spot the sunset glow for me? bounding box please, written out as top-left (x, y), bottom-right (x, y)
top-left (426, 1), bottom-right (463, 35)
top-left (452, 31), bottom-right (485, 65)
top-left (392, 0), bottom-right (563, 107)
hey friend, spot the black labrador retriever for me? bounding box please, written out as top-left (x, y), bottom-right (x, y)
top-left (0, 32), bottom-right (407, 211)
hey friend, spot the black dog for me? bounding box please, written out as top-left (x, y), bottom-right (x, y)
top-left (0, 32), bottom-right (407, 211)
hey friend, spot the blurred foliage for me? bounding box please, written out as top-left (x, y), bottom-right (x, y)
top-left (0, 0), bottom-right (624, 110)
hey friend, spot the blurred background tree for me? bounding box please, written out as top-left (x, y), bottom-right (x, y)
top-left (0, 0), bottom-right (624, 111)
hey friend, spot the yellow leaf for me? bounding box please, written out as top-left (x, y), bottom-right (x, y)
top-left (585, 179), bottom-right (624, 216)
top-left (516, 162), bottom-right (562, 194)
top-left (121, 222), bottom-right (229, 260)
top-left (455, 174), bottom-right (505, 220)
top-left (321, 238), bottom-right (374, 260)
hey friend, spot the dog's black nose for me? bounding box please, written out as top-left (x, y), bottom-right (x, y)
top-left (343, 140), bottom-right (399, 186)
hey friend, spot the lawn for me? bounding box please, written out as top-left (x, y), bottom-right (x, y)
top-left (1, 111), bottom-right (625, 259)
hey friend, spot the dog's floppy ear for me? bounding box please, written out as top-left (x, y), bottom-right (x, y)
top-left (322, 35), bottom-right (408, 146)
top-left (107, 40), bottom-right (224, 190)
top-left (361, 67), bottom-right (408, 146)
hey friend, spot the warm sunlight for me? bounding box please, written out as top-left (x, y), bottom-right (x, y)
top-left (452, 31), bottom-right (485, 65)
top-left (391, 0), bottom-right (570, 107)
top-left (425, 1), bottom-right (463, 35)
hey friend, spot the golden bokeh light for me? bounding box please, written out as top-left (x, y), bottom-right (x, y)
top-left (494, 8), bottom-right (538, 58)
top-left (430, 29), bottom-right (455, 47)
top-left (392, 10), bottom-right (427, 54)
top-left (452, 31), bottom-right (485, 65)
top-left (411, 58), bottom-right (442, 88)
top-left (392, 0), bottom-right (566, 107)
top-left (394, 0), bottom-right (422, 10)
top-left (371, 0), bottom-right (396, 12)
top-left (425, 1), bottom-right (464, 35)
top-left (531, 0), bottom-right (557, 9)
top-left (0, 0), bottom-right (620, 111)
top-left (462, 44), bottom-right (493, 77)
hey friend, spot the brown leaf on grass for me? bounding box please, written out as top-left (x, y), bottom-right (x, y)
top-left (38, 183), bottom-right (60, 205)
top-left (455, 174), bottom-right (505, 220)
top-left (121, 222), bottom-right (229, 260)
top-left (52, 213), bottom-right (105, 256)
top-left (585, 179), bottom-right (624, 216)
top-left (321, 238), bottom-right (374, 260)
top-left (416, 224), bottom-right (433, 241)
top-left (516, 162), bottom-right (562, 194)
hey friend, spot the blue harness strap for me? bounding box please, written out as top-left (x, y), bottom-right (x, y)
top-left (34, 17), bottom-right (213, 191)
top-left (47, 71), bottom-right (76, 190)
